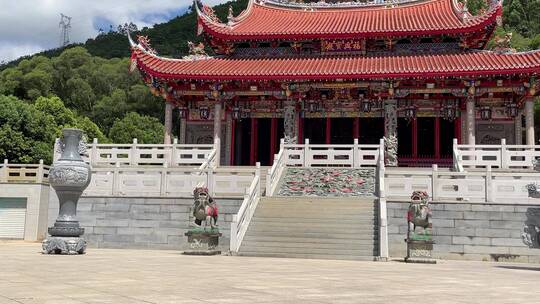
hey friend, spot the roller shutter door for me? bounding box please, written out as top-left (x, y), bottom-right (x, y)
top-left (0, 198), bottom-right (26, 239)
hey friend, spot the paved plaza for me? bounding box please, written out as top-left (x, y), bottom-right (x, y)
top-left (0, 242), bottom-right (539, 304)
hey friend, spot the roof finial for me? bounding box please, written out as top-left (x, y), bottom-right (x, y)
top-left (127, 30), bottom-right (136, 48)
top-left (227, 5), bottom-right (234, 25)
top-left (462, 0), bottom-right (470, 21)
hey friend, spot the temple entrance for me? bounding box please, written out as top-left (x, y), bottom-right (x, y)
top-left (303, 118), bottom-right (326, 144)
top-left (397, 117), bottom-right (457, 167)
top-left (397, 118), bottom-right (414, 160)
top-left (330, 118), bottom-right (354, 144)
top-left (233, 119), bottom-right (252, 166)
top-left (440, 119), bottom-right (455, 158)
top-left (359, 118), bottom-right (384, 144)
top-left (417, 118), bottom-right (435, 157)
top-left (257, 119), bottom-right (272, 166)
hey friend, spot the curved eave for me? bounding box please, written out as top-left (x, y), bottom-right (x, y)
top-left (197, 0), bottom-right (502, 41)
top-left (131, 47), bottom-right (540, 82)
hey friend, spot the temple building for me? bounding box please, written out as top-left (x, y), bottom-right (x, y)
top-left (129, 0), bottom-right (540, 167)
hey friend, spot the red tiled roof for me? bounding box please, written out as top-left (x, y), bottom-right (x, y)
top-left (132, 47), bottom-right (540, 81)
top-left (198, 0), bottom-right (502, 40)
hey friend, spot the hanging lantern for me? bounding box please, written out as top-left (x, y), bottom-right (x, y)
top-left (404, 106), bottom-right (417, 120)
top-left (178, 107), bottom-right (188, 119)
top-left (241, 107), bottom-right (250, 119)
top-left (361, 99), bottom-right (373, 113)
top-left (441, 100), bottom-right (458, 121)
top-left (307, 100), bottom-right (319, 113)
top-left (199, 106), bottom-right (210, 120)
top-left (505, 101), bottom-right (518, 118)
top-left (480, 106), bottom-right (492, 120)
top-left (232, 106), bottom-right (241, 120)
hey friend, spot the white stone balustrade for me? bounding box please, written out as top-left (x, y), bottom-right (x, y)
top-left (265, 138), bottom-right (384, 196)
top-left (384, 165), bottom-right (540, 203)
top-left (453, 138), bottom-right (540, 171)
top-left (83, 165), bottom-right (257, 198)
top-left (54, 138), bottom-right (219, 168)
top-left (230, 163), bottom-right (261, 253)
top-left (0, 159), bottom-right (49, 184)
top-left (283, 138), bottom-right (382, 168)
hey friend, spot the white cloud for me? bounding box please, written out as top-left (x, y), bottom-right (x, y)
top-left (0, 0), bottom-right (229, 62)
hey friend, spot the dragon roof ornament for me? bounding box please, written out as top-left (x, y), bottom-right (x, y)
top-left (195, 0), bottom-right (255, 28)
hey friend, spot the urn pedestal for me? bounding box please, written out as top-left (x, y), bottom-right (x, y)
top-left (42, 129), bottom-right (91, 255)
top-left (183, 230), bottom-right (222, 256)
top-left (405, 240), bottom-right (436, 264)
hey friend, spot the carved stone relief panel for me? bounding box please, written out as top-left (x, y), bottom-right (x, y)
top-left (476, 121), bottom-right (515, 145)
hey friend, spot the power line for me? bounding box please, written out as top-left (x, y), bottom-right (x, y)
top-left (59, 13), bottom-right (72, 47)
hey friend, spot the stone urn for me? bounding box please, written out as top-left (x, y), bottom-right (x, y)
top-left (42, 128), bottom-right (91, 255)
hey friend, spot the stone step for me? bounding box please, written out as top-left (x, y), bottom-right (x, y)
top-left (261, 200), bottom-right (376, 210)
top-left (248, 224), bottom-right (376, 234)
top-left (256, 207), bottom-right (375, 214)
top-left (249, 221), bottom-right (376, 229)
top-left (237, 192), bottom-right (378, 261)
top-left (243, 235), bottom-right (378, 243)
top-left (245, 231), bottom-right (378, 239)
top-left (256, 209), bottom-right (375, 216)
top-left (239, 245), bottom-right (377, 256)
top-left (261, 197), bottom-right (376, 204)
top-left (242, 240), bottom-right (377, 249)
top-left (236, 252), bottom-right (376, 261)
top-left (252, 216), bottom-right (376, 223)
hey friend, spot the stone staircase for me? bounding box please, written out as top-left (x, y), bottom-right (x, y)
top-left (238, 197), bottom-right (379, 261)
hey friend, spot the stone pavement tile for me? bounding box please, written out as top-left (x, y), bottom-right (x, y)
top-left (1, 243), bottom-right (540, 304)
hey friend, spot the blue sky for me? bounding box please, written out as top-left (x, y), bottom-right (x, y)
top-left (0, 0), bottom-right (226, 63)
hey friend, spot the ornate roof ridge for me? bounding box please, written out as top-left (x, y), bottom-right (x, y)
top-left (130, 46), bottom-right (540, 81)
top-left (129, 33), bottom-right (215, 62)
top-left (196, 0), bottom-right (502, 40)
top-left (259, 0), bottom-right (433, 10)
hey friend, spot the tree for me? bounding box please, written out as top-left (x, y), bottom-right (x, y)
top-left (459, 0), bottom-right (487, 15)
top-left (0, 95), bottom-right (58, 163)
top-left (76, 116), bottom-right (108, 143)
top-left (34, 96), bottom-right (76, 127)
top-left (34, 96), bottom-right (107, 142)
top-left (109, 112), bottom-right (163, 144)
top-left (92, 89), bottom-right (129, 131)
top-left (0, 68), bottom-right (22, 96)
top-left (22, 69), bottom-right (53, 100)
top-left (65, 77), bottom-right (96, 114)
top-left (504, 0), bottom-right (540, 38)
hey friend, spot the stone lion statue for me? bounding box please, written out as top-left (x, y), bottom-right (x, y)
top-left (407, 191), bottom-right (432, 240)
top-left (192, 187), bottom-right (218, 230)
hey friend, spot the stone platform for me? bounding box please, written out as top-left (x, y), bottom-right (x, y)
top-left (1, 242), bottom-right (539, 304)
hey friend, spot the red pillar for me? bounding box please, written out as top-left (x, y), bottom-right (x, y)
top-left (250, 118), bottom-right (258, 165)
top-left (326, 117), bottom-right (331, 144)
top-left (455, 116), bottom-right (462, 144)
top-left (270, 118), bottom-right (277, 163)
top-left (298, 116), bottom-right (304, 144)
top-left (230, 119), bottom-right (236, 165)
top-left (435, 117), bottom-right (441, 159)
top-left (412, 118), bottom-right (418, 159)
top-left (353, 117), bottom-right (360, 141)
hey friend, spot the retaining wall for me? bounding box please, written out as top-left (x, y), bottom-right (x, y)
top-left (48, 194), bottom-right (242, 251)
top-left (387, 201), bottom-right (540, 263)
